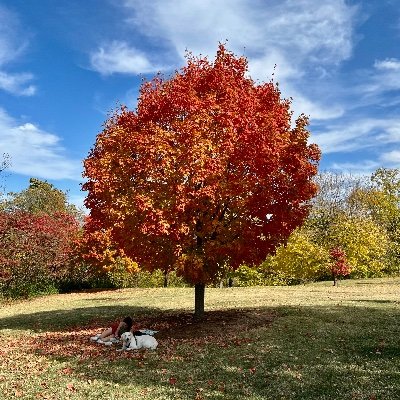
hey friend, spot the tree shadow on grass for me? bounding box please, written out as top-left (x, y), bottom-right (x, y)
top-left (352, 299), bottom-right (398, 304)
top-left (354, 280), bottom-right (400, 285)
top-left (80, 305), bottom-right (400, 399)
top-left (2, 304), bottom-right (400, 399)
top-left (0, 305), bottom-right (161, 333)
top-left (0, 302), bottom-right (277, 337)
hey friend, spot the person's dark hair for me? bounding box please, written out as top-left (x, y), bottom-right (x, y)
top-left (123, 316), bottom-right (133, 330)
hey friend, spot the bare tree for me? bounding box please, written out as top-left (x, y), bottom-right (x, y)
top-left (307, 171), bottom-right (369, 245)
top-left (0, 153), bottom-right (11, 199)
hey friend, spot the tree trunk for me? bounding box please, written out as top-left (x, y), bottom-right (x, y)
top-left (194, 283), bottom-right (205, 319)
top-left (163, 271), bottom-right (168, 288)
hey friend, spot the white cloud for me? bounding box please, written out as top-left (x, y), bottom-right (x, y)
top-left (122, 0), bottom-right (357, 68)
top-left (90, 1), bottom-right (358, 79)
top-left (247, 49), bottom-right (298, 84)
top-left (290, 90), bottom-right (345, 121)
top-left (248, 52), bottom-right (345, 121)
top-left (360, 58), bottom-right (400, 96)
top-left (0, 71), bottom-right (36, 96)
top-left (0, 5), bottom-right (27, 66)
top-left (381, 150), bottom-right (400, 164)
top-left (112, 0), bottom-right (358, 121)
top-left (123, 0), bottom-right (257, 60)
top-left (312, 118), bottom-right (400, 154)
top-left (376, 121), bottom-right (400, 143)
top-left (0, 108), bottom-right (82, 181)
top-left (374, 58), bottom-right (400, 71)
top-left (328, 160), bottom-right (380, 176)
top-left (90, 41), bottom-right (163, 75)
top-left (0, 5), bottom-right (36, 96)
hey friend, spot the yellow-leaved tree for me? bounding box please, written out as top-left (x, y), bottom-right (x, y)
top-left (262, 228), bottom-right (330, 283)
top-left (326, 215), bottom-right (389, 277)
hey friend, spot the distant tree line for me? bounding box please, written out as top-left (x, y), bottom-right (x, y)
top-left (1, 152), bottom-right (400, 298)
top-left (230, 168), bottom-right (400, 286)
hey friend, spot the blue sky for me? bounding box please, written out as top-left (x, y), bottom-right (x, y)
top-left (0, 0), bottom-right (399, 209)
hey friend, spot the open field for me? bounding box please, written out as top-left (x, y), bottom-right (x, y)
top-left (1, 278), bottom-right (400, 399)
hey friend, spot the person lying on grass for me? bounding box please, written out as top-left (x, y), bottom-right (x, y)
top-left (90, 316), bottom-right (133, 346)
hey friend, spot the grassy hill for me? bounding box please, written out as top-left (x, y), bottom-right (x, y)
top-left (1, 278), bottom-right (400, 399)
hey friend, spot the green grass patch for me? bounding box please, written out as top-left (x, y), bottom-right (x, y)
top-left (1, 279), bottom-right (400, 399)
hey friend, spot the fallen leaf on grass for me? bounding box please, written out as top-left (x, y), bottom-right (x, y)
top-left (195, 387), bottom-right (204, 400)
top-left (62, 367), bottom-right (73, 375)
top-left (66, 383), bottom-right (76, 392)
top-left (169, 377), bottom-right (177, 385)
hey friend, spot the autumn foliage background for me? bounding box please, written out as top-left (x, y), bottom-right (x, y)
top-left (1, 47), bottom-right (400, 301)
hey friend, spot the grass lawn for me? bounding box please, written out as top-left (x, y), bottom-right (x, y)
top-left (1, 278), bottom-right (400, 399)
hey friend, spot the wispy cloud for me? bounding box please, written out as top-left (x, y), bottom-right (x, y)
top-left (312, 118), bottom-right (400, 154)
top-left (0, 108), bottom-right (81, 181)
top-left (0, 71), bottom-right (36, 96)
top-left (329, 147), bottom-right (400, 175)
top-left (122, 0), bottom-right (357, 68)
top-left (91, 0), bottom-right (396, 171)
top-left (290, 90), bottom-right (345, 121)
top-left (381, 150), bottom-right (400, 164)
top-left (110, 0), bottom-right (357, 120)
top-left (328, 160), bottom-right (380, 176)
top-left (359, 57), bottom-right (400, 97)
top-left (0, 6), bottom-right (27, 65)
top-left (90, 41), bottom-right (163, 75)
top-left (374, 58), bottom-right (400, 71)
top-left (0, 5), bottom-right (36, 96)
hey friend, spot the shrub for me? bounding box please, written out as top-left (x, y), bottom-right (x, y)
top-left (262, 228), bottom-right (330, 283)
top-left (0, 211), bottom-right (80, 298)
top-left (230, 265), bottom-right (266, 287)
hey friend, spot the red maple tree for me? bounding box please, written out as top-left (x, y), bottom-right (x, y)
top-left (83, 45), bottom-right (320, 317)
top-left (329, 247), bottom-right (351, 286)
top-left (0, 211), bottom-right (80, 296)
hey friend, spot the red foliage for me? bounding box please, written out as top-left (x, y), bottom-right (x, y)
top-left (329, 247), bottom-right (351, 283)
top-left (83, 44), bottom-right (320, 285)
top-left (0, 211), bottom-right (80, 290)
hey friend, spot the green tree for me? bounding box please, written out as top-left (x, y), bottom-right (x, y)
top-left (2, 178), bottom-right (82, 220)
top-left (230, 264), bottom-right (266, 287)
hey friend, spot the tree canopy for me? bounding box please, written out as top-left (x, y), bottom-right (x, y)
top-left (1, 178), bottom-right (82, 221)
top-left (83, 45), bottom-right (320, 317)
top-left (0, 178), bottom-right (83, 298)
